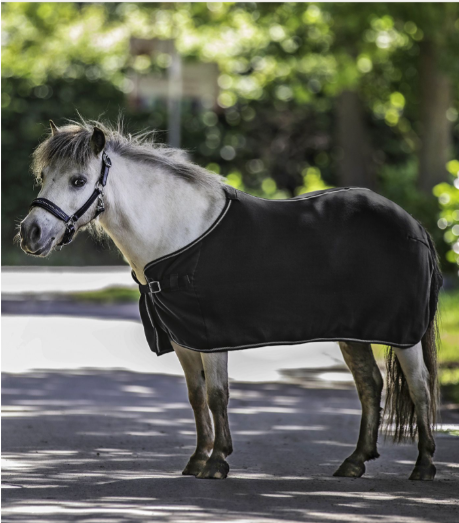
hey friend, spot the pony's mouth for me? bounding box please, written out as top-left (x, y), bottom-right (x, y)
top-left (22, 235), bottom-right (55, 257)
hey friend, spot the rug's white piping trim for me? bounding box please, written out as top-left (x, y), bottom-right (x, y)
top-left (145, 294), bottom-right (160, 349)
top-left (242, 186), bottom-right (372, 203)
top-left (162, 333), bottom-right (417, 354)
top-left (143, 198), bottom-right (233, 273)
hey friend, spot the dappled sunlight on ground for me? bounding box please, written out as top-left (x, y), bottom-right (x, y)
top-left (2, 369), bottom-right (458, 522)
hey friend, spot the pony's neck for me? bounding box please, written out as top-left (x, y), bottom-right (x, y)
top-left (98, 153), bottom-right (225, 284)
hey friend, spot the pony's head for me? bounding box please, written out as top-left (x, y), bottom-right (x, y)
top-left (20, 121), bottom-right (108, 256)
top-left (19, 117), bottom-right (223, 258)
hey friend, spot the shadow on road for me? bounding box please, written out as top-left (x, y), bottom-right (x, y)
top-left (2, 369), bottom-right (458, 522)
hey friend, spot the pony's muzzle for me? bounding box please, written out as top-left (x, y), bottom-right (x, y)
top-left (20, 213), bottom-right (56, 256)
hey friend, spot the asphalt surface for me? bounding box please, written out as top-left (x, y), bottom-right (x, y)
top-left (2, 297), bottom-right (140, 322)
top-left (2, 368), bottom-right (459, 522)
top-left (2, 298), bottom-right (459, 522)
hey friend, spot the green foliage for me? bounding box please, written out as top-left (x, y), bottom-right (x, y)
top-left (378, 161), bottom-right (447, 253)
top-left (440, 282), bottom-right (459, 402)
top-left (2, 3), bottom-right (131, 88)
top-left (2, 2), bottom-right (459, 270)
top-left (441, 383), bottom-right (459, 407)
top-left (295, 167), bottom-right (331, 195)
top-left (437, 289), bottom-right (459, 364)
top-left (434, 163), bottom-right (459, 270)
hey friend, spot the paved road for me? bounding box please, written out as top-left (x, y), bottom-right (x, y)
top-left (2, 298), bottom-right (141, 321)
top-left (2, 298), bottom-right (459, 522)
top-left (2, 369), bottom-right (459, 522)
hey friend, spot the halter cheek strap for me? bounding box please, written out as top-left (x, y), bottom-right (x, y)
top-left (29, 152), bottom-right (112, 248)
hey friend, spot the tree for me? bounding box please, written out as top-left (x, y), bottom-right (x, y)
top-left (2, 2), bottom-right (458, 270)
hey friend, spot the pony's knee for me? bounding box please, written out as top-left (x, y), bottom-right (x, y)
top-left (207, 385), bottom-right (229, 413)
top-left (340, 342), bottom-right (382, 401)
top-left (188, 385), bottom-right (207, 411)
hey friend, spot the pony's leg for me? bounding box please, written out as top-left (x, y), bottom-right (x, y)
top-left (393, 342), bottom-right (436, 480)
top-left (334, 341), bottom-right (383, 478)
top-left (197, 352), bottom-right (233, 479)
top-left (173, 342), bottom-right (214, 476)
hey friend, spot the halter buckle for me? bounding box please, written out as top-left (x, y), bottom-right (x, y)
top-left (60, 220), bottom-right (76, 246)
top-left (96, 192), bottom-right (105, 214)
top-left (103, 152), bottom-right (112, 168)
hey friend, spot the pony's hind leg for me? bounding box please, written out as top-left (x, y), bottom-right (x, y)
top-left (334, 341), bottom-right (383, 478)
top-left (173, 342), bottom-right (214, 476)
top-left (197, 352), bottom-right (233, 479)
top-left (393, 342), bottom-right (436, 480)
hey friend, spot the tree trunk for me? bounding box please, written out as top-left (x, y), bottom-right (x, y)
top-left (168, 45), bottom-right (182, 148)
top-left (336, 90), bottom-right (376, 190)
top-left (418, 40), bottom-right (452, 193)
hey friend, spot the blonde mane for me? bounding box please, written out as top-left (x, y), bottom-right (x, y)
top-left (32, 118), bottom-right (222, 190)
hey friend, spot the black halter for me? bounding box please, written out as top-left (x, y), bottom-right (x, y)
top-left (29, 152), bottom-right (112, 248)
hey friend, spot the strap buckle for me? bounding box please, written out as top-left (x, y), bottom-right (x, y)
top-left (96, 191), bottom-right (105, 215)
top-left (102, 152), bottom-right (112, 168)
top-left (148, 281), bottom-right (161, 294)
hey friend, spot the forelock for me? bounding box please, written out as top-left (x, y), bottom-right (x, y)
top-left (32, 125), bottom-right (93, 180)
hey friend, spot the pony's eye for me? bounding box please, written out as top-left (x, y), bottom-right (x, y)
top-left (72, 178), bottom-right (87, 188)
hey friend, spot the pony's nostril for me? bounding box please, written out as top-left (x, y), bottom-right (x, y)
top-left (29, 222), bottom-right (42, 243)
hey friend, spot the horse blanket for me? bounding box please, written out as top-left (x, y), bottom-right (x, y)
top-left (133, 186), bottom-right (440, 356)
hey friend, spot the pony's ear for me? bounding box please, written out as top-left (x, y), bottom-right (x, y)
top-left (49, 120), bottom-right (59, 136)
top-left (90, 126), bottom-right (106, 156)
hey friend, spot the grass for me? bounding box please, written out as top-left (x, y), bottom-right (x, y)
top-left (438, 288), bottom-right (459, 402)
top-left (438, 288), bottom-right (459, 365)
top-left (371, 288), bottom-right (458, 355)
top-left (70, 287), bottom-right (140, 303)
top-left (372, 288), bottom-right (459, 402)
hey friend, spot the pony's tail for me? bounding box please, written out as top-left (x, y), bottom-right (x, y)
top-left (383, 231), bottom-right (442, 443)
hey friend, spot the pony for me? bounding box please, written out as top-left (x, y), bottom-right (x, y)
top-left (19, 119), bottom-right (441, 481)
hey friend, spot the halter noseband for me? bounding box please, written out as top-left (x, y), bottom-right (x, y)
top-left (29, 152), bottom-right (112, 249)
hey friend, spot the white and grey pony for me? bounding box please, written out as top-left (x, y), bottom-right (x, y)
top-left (19, 120), bottom-right (440, 481)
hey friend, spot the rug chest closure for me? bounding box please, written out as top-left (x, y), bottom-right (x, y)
top-left (138, 274), bottom-right (191, 295)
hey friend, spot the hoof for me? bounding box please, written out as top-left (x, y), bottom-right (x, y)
top-left (196, 458), bottom-right (229, 479)
top-left (182, 458), bottom-right (207, 476)
top-left (409, 464), bottom-right (436, 481)
top-left (333, 459), bottom-right (366, 478)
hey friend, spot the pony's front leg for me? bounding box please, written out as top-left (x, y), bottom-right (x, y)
top-left (172, 342), bottom-right (214, 476)
top-left (334, 341), bottom-right (383, 478)
top-left (197, 352), bottom-right (233, 479)
top-left (393, 343), bottom-right (436, 480)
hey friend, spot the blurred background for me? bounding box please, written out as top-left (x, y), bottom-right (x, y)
top-left (1, 3), bottom-right (458, 393)
top-left (2, 2), bottom-right (459, 270)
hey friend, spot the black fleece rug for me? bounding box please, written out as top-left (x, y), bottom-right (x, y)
top-left (134, 186), bottom-right (440, 356)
